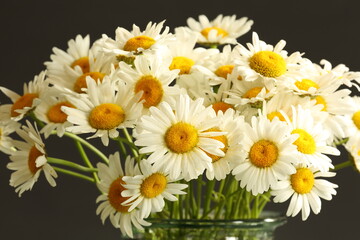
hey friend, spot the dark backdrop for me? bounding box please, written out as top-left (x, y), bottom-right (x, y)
top-left (1, 0), bottom-right (359, 239)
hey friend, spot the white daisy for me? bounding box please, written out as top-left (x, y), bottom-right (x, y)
top-left (7, 120), bottom-right (57, 196)
top-left (232, 115), bottom-right (298, 195)
top-left (96, 152), bottom-right (150, 238)
top-left (283, 105), bottom-right (340, 172)
top-left (271, 165), bottom-right (338, 221)
top-left (186, 14), bottom-right (253, 45)
top-left (122, 161), bottom-right (187, 219)
top-left (203, 109), bottom-right (245, 181)
top-left (0, 71), bottom-right (47, 121)
top-left (234, 32), bottom-right (303, 82)
top-left (134, 94), bottom-right (226, 180)
top-left (98, 21), bottom-right (174, 62)
top-left (344, 133), bottom-right (360, 172)
top-left (47, 51), bottom-right (114, 94)
top-left (62, 77), bottom-right (143, 146)
top-left (0, 120), bottom-right (20, 154)
top-left (117, 54), bottom-right (180, 110)
top-left (34, 90), bottom-right (76, 138)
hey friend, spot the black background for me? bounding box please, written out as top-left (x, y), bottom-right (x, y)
top-left (0, 0), bottom-right (360, 239)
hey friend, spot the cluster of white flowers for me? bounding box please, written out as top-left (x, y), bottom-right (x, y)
top-left (1, 14), bottom-right (359, 238)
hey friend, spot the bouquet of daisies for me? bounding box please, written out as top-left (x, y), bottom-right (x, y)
top-left (1, 14), bottom-right (359, 238)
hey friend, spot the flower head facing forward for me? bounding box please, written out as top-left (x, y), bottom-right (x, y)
top-left (122, 161), bottom-right (187, 219)
top-left (96, 153), bottom-right (150, 238)
top-left (7, 121), bottom-right (57, 196)
top-left (135, 94), bottom-right (226, 180)
top-left (271, 165), bottom-right (338, 221)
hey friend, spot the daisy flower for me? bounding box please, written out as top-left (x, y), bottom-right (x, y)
top-left (122, 161), bottom-right (187, 219)
top-left (7, 120), bottom-right (57, 196)
top-left (283, 105), bottom-right (340, 172)
top-left (186, 14), bottom-right (253, 45)
top-left (134, 94), bottom-right (226, 180)
top-left (0, 71), bottom-right (48, 121)
top-left (34, 90), bottom-right (76, 138)
top-left (62, 77), bottom-right (143, 146)
top-left (234, 32), bottom-right (303, 82)
top-left (96, 152), bottom-right (150, 238)
top-left (117, 54), bottom-right (180, 110)
top-left (47, 51), bottom-right (114, 94)
top-left (45, 35), bottom-right (96, 80)
top-left (271, 165), bottom-right (338, 221)
top-left (98, 21), bottom-right (174, 63)
top-left (232, 115), bottom-right (298, 195)
top-left (203, 109), bottom-right (245, 181)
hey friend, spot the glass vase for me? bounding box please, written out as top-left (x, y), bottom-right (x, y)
top-left (133, 211), bottom-right (286, 240)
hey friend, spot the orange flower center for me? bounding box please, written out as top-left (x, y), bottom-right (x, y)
top-left (108, 177), bottom-right (131, 213)
top-left (11, 93), bottom-right (39, 117)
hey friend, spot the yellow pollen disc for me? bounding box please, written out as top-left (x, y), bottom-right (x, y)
top-left (202, 128), bottom-right (228, 163)
top-left (165, 122), bottom-right (199, 153)
top-left (74, 72), bottom-right (105, 93)
top-left (243, 87), bottom-right (264, 99)
top-left (357, 150), bottom-right (360, 156)
top-left (108, 177), bottom-right (131, 213)
top-left (123, 35), bottom-right (156, 53)
top-left (249, 51), bottom-right (286, 78)
top-left (71, 57), bottom-right (90, 73)
top-left (267, 111), bottom-right (286, 121)
top-left (212, 102), bottom-right (233, 114)
top-left (249, 140), bottom-right (279, 168)
top-left (215, 65), bottom-right (234, 79)
top-left (291, 129), bottom-right (316, 154)
top-left (201, 27), bottom-right (228, 38)
top-left (47, 101), bottom-right (75, 123)
top-left (315, 96), bottom-right (327, 111)
top-left (169, 56), bottom-right (195, 75)
top-left (290, 168), bottom-right (315, 194)
top-left (28, 146), bottom-right (43, 175)
top-left (140, 173), bottom-right (167, 198)
top-left (134, 75), bottom-right (163, 108)
top-left (352, 111), bottom-right (360, 130)
top-left (295, 79), bottom-right (319, 91)
top-left (88, 103), bottom-right (125, 130)
top-left (11, 93), bottom-right (39, 117)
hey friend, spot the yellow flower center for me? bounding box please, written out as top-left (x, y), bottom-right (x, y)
top-left (169, 56), bottom-right (195, 75)
top-left (290, 168), bottom-right (315, 194)
top-left (352, 111), bottom-right (360, 130)
top-left (165, 122), bottom-right (199, 153)
top-left (315, 96), bottom-right (327, 111)
top-left (295, 79), bottom-right (319, 91)
top-left (123, 35), bottom-right (156, 53)
top-left (212, 102), bottom-right (233, 114)
top-left (291, 129), bottom-right (316, 154)
top-left (47, 101), bottom-right (75, 123)
top-left (249, 51), bottom-right (286, 78)
top-left (11, 93), bottom-right (39, 117)
top-left (249, 140), bottom-right (278, 168)
top-left (74, 72), bottom-right (106, 93)
top-left (215, 65), bottom-right (234, 79)
top-left (140, 173), bottom-right (167, 198)
top-left (88, 103), bottom-right (125, 130)
top-left (202, 128), bottom-right (228, 163)
top-left (243, 87), bottom-right (264, 99)
top-left (134, 75), bottom-right (164, 108)
top-left (267, 111), bottom-right (286, 122)
top-left (71, 57), bottom-right (90, 73)
top-left (201, 27), bottom-right (228, 38)
top-left (28, 146), bottom-right (43, 175)
top-left (108, 177), bottom-right (131, 213)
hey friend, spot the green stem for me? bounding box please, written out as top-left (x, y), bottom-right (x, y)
top-left (53, 166), bottom-right (95, 183)
top-left (196, 176), bottom-right (202, 218)
top-left (62, 132), bottom-right (109, 164)
top-left (74, 140), bottom-right (100, 183)
top-left (334, 138), bottom-right (349, 146)
top-left (333, 160), bottom-right (353, 171)
top-left (202, 180), bottom-right (215, 219)
top-left (47, 157), bottom-right (97, 173)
